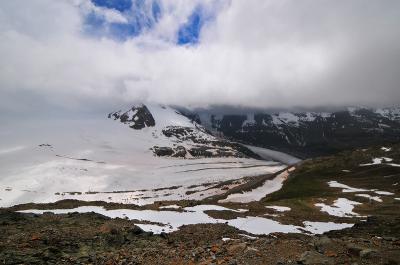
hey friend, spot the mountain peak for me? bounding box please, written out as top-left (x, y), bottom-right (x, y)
top-left (108, 104), bottom-right (155, 130)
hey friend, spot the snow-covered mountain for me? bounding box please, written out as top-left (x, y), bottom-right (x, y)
top-left (0, 103), bottom-right (288, 207)
top-left (188, 107), bottom-right (400, 158)
top-left (108, 104), bottom-right (259, 159)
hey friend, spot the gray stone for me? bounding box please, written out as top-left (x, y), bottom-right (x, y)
top-left (299, 251), bottom-right (334, 265)
top-left (313, 236), bottom-right (333, 253)
top-left (360, 249), bottom-right (379, 259)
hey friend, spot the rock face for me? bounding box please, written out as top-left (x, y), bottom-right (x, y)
top-left (108, 104), bottom-right (260, 159)
top-left (192, 107), bottom-right (400, 158)
top-left (108, 104), bottom-right (155, 130)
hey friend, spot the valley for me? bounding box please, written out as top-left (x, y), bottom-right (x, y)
top-left (1, 104), bottom-right (399, 264)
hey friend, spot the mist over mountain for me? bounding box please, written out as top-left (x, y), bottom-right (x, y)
top-left (1, 2), bottom-right (400, 264)
top-left (1, 0), bottom-right (400, 115)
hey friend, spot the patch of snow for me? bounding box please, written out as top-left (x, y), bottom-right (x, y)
top-left (395, 198), bottom-right (400, 201)
top-left (19, 205), bottom-right (354, 236)
top-left (136, 223), bottom-right (174, 234)
top-left (319, 112), bottom-right (331, 118)
top-left (303, 221), bottom-right (353, 234)
top-left (375, 108), bottom-right (400, 121)
top-left (274, 112), bottom-right (300, 126)
top-left (303, 112), bottom-right (317, 122)
top-left (360, 157), bottom-right (393, 166)
top-left (222, 237), bottom-right (231, 242)
top-left (374, 191), bottom-right (395, 195)
top-left (266, 206), bottom-right (291, 212)
top-left (228, 216), bottom-right (301, 234)
top-left (219, 168), bottom-right (293, 203)
top-left (381, 147), bottom-right (392, 152)
top-left (355, 194), bottom-right (382, 202)
top-left (315, 198), bottom-right (361, 217)
top-left (159, 204), bottom-right (181, 209)
top-left (185, 204), bottom-right (242, 212)
top-left (328, 181), bottom-right (369, 193)
top-left (328, 181), bottom-right (395, 198)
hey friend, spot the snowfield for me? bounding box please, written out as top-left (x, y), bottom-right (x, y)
top-left (0, 105), bottom-right (287, 207)
top-left (18, 205), bottom-right (354, 235)
top-left (315, 198), bottom-right (362, 217)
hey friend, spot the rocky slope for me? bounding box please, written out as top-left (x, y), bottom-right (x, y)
top-left (188, 107), bottom-right (400, 158)
top-left (2, 143), bottom-right (400, 264)
top-left (108, 104), bottom-right (259, 159)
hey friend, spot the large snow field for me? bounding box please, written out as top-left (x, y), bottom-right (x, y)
top-left (19, 205), bottom-right (354, 236)
top-left (0, 116), bottom-right (284, 207)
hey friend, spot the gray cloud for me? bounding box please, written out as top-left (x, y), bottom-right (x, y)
top-left (0, 0), bottom-right (399, 116)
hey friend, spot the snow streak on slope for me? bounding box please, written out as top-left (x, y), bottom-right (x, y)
top-left (219, 167), bottom-right (294, 203)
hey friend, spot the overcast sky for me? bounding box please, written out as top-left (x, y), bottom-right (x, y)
top-left (0, 0), bottom-right (399, 115)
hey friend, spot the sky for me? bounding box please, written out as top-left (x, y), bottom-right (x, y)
top-left (0, 0), bottom-right (400, 116)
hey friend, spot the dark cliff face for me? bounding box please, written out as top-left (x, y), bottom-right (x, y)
top-left (197, 108), bottom-right (400, 158)
top-left (107, 104), bottom-right (261, 159)
top-left (108, 104), bottom-right (155, 130)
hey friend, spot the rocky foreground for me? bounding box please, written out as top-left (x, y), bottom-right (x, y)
top-left (0, 210), bottom-right (399, 264)
top-left (1, 143), bottom-right (400, 264)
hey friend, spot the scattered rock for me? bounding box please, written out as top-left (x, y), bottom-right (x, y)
top-left (227, 243), bottom-right (247, 254)
top-left (346, 243), bottom-right (364, 256)
top-left (299, 251), bottom-right (334, 265)
top-left (313, 236), bottom-right (333, 253)
top-left (359, 248), bottom-right (379, 259)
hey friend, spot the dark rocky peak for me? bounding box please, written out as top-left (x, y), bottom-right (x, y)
top-left (108, 104), bottom-right (155, 130)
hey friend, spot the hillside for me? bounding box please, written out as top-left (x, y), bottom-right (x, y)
top-left (1, 143), bottom-right (399, 264)
top-left (190, 107), bottom-right (400, 158)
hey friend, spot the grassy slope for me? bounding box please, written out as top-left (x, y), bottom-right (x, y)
top-left (261, 143), bottom-right (400, 228)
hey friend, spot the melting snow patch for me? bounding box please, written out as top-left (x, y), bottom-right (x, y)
top-left (303, 221), bottom-right (353, 234)
top-left (328, 181), bottom-right (369, 193)
top-left (374, 191), bottom-right (395, 196)
top-left (328, 181), bottom-right (394, 197)
top-left (19, 206), bottom-right (218, 234)
top-left (159, 204), bottom-right (181, 209)
top-left (136, 224), bottom-right (174, 234)
top-left (395, 198), bottom-right (400, 201)
top-left (219, 168), bottom-right (292, 203)
top-left (266, 206), bottom-right (291, 212)
top-left (355, 194), bottom-right (382, 202)
top-left (18, 205), bottom-right (353, 236)
top-left (228, 217), bottom-right (300, 235)
top-left (360, 157), bottom-right (393, 166)
top-left (381, 147), bottom-right (392, 152)
top-left (184, 204), bottom-right (243, 212)
top-left (315, 198), bottom-right (361, 217)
